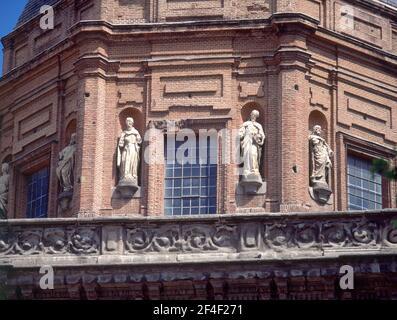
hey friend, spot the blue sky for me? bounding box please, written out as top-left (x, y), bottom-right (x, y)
top-left (0, 1), bottom-right (27, 73)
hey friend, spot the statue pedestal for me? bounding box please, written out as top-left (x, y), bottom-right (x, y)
top-left (116, 179), bottom-right (140, 199)
top-left (239, 174), bottom-right (264, 194)
top-left (58, 191), bottom-right (73, 212)
top-left (309, 181), bottom-right (332, 204)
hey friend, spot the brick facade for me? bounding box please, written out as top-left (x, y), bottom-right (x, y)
top-left (1, 0), bottom-right (397, 218)
top-left (1, 0), bottom-right (397, 300)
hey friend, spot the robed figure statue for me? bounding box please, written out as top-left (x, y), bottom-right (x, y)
top-left (240, 110), bottom-right (265, 178)
top-left (309, 125), bottom-right (333, 203)
top-left (56, 133), bottom-right (77, 193)
top-left (117, 117), bottom-right (142, 195)
top-left (239, 110), bottom-right (265, 193)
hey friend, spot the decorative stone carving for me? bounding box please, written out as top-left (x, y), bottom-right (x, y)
top-left (0, 163), bottom-right (10, 220)
top-left (239, 110), bottom-right (265, 194)
top-left (0, 214), bottom-right (396, 261)
top-left (309, 125), bottom-right (333, 204)
top-left (148, 119), bottom-right (186, 132)
top-left (125, 224), bottom-right (237, 254)
top-left (322, 223), bottom-right (348, 247)
top-left (383, 223), bottom-right (397, 247)
top-left (43, 228), bottom-right (68, 254)
top-left (117, 117), bottom-right (142, 198)
top-left (295, 224), bottom-right (319, 249)
top-left (14, 230), bottom-right (42, 255)
top-left (265, 224), bottom-right (293, 250)
top-left (0, 229), bottom-right (13, 255)
top-left (56, 134), bottom-right (76, 211)
top-left (0, 226), bottom-right (100, 256)
top-left (69, 228), bottom-right (100, 254)
top-left (351, 221), bottom-right (377, 246)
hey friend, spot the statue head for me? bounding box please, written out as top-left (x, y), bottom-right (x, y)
top-left (249, 110), bottom-right (260, 122)
top-left (1, 163), bottom-right (9, 175)
top-left (126, 117), bottom-right (135, 130)
top-left (70, 133), bottom-right (77, 145)
top-left (313, 125), bottom-right (322, 136)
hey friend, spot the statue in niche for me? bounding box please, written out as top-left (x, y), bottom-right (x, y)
top-left (309, 125), bottom-right (333, 204)
top-left (57, 133), bottom-right (77, 193)
top-left (239, 110), bottom-right (266, 194)
top-left (57, 133), bottom-right (77, 211)
top-left (117, 117), bottom-right (142, 198)
top-left (0, 163), bottom-right (10, 220)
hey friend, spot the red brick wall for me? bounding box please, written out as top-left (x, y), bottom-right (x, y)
top-left (1, 0), bottom-right (397, 217)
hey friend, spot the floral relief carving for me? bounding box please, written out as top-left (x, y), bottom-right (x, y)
top-left (322, 223), bottom-right (349, 247)
top-left (0, 229), bottom-right (14, 255)
top-left (0, 227), bottom-right (100, 256)
top-left (382, 223), bottom-right (397, 247)
top-left (68, 228), bottom-right (100, 254)
top-left (212, 225), bottom-right (237, 249)
top-left (153, 228), bottom-right (181, 252)
top-left (295, 223), bottom-right (319, 249)
top-left (125, 224), bottom-right (237, 254)
top-left (351, 221), bottom-right (377, 246)
top-left (265, 224), bottom-right (293, 249)
top-left (125, 228), bottom-right (153, 252)
top-left (43, 228), bottom-right (68, 254)
top-left (0, 217), bottom-right (396, 259)
top-left (14, 230), bottom-right (43, 255)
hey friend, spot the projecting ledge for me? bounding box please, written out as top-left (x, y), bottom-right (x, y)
top-left (0, 210), bottom-right (396, 269)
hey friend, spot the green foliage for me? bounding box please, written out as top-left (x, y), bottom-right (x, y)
top-left (371, 159), bottom-right (397, 180)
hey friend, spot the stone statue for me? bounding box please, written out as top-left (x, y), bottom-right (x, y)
top-left (239, 110), bottom-right (265, 193)
top-left (0, 163), bottom-right (10, 220)
top-left (56, 134), bottom-right (77, 212)
top-left (56, 133), bottom-right (77, 193)
top-left (309, 125), bottom-right (333, 203)
top-left (117, 117), bottom-right (142, 197)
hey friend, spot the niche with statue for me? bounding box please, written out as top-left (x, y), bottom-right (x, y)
top-left (116, 108), bottom-right (143, 199)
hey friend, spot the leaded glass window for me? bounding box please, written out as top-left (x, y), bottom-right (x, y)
top-left (26, 167), bottom-right (50, 218)
top-left (165, 135), bottom-right (217, 215)
top-left (347, 155), bottom-right (383, 211)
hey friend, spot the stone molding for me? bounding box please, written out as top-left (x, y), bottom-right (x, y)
top-left (0, 210), bottom-right (396, 268)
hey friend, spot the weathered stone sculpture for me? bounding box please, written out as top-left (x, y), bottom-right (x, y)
top-left (239, 110), bottom-right (265, 194)
top-left (117, 117), bottom-right (142, 198)
top-left (57, 134), bottom-right (77, 193)
top-left (0, 163), bottom-right (10, 220)
top-left (309, 125), bottom-right (333, 204)
top-left (57, 133), bottom-right (77, 211)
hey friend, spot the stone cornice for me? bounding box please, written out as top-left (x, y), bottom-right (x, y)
top-left (1, 209), bottom-right (396, 225)
top-left (0, 210), bottom-right (396, 269)
top-left (0, 38), bottom-right (70, 86)
top-left (316, 26), bottom-right (397, 68)
top-left (338, 131), bottom-right (397, 156)
top-left (2, 0), bottom-right (395, 46)
top-left (355, 0), bottom-right (397, 17)
top-left (74, 54), bottom-right (121, 79)
top-left (2, 12), bottom-right (397, 86)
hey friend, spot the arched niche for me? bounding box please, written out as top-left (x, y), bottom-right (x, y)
top-left (65, 119), bottom-right (77, 146)
top-left (116, 107), bottom-right (144, 189)
top-left (241, 102), bottom-right (264, 124)
top-left (309, 110), bottom-right (328, 139)
top-left (118, 107), bottom-right (144, 136)
top-left (308, 110), bottom-right (331, 198)
top-left (240, 102), bottom-right (266, 181)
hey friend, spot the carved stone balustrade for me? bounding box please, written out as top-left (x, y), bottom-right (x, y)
top-left (0, 210), bottom-right (396, 269)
